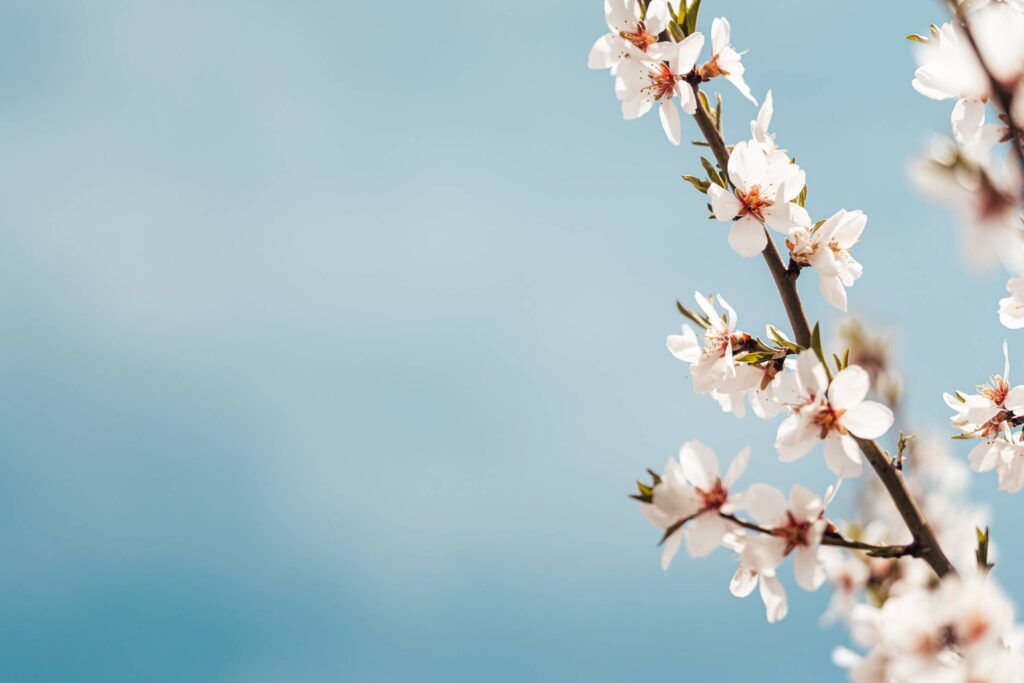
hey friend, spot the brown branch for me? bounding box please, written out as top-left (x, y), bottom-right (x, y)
top-left (689, 83), bottom-right (812, 348)
top-left (687, 84), bottom-right (956, 578)
top-left (718, 513), bottom-right (918, 559)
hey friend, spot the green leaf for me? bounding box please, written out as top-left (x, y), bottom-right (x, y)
top-left (659, 518), bottom-right (685, 545)
top-left (797, 184), bottom-right (808, 208)
top-left (681, 174), bottom-right (710, 193)
top-left (676, 300), bottom-right (711, 329)
top-left (929, 23), bottom-right (941, 40)
top-left (833, 353), bottom-right (843, 373)
top-left (842, 348), bottom-right (850, 369)
top-left (905, 34), bottom-right (927, 42)
top-left (700, 157), bottom-right (726, 188)
top-left (976, 526), bottom-right (994, 574)
top-left (734, 351), bottom-right (775, 364)
top-left (684, 0), bottom-right (701, 36)
top-left (767, 325), bottom-right (802, 352)
top-left (690, 140), bottom-right (711, 147)
top-left (668, 20), bottom-right (685, 42)
top-left (713, 91), bottom-right (723, 134)
top-left (811, 323), bottom-right (833, 383)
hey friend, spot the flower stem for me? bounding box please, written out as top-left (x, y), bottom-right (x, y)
top-left (719, 513), bottom-right (918, 558)
top-left (688, 84), bottom-right (956, 578)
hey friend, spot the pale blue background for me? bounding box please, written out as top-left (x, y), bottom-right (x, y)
top-left (0, 1), bottom-right (1017, 681)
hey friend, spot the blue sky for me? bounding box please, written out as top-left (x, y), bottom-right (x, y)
top-left (0, 0), bottom-right (1018, 680)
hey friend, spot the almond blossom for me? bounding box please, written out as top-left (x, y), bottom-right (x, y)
top-left (775, 351), bottom-right (895, 478)
top-left (945, 341), bottom-right (1024, 474)
top-left (786, 209), bottom-right (867, 312)
top-left (727, 540), bottom-right (789, 624)
top-left (750, 90), bottom-right (775, 150)
top-left (587, 0), bottom-right (674, 86)
top-left (696, 17), bottom-right (755, 104)
top-left (617, 32), bottom-right (705, 145)
top-left (666, 291), bottom-right (752, 395)
top-left (738, 483), bottom-right (833, 600)
top-left (639, 440), bottom-right (750, 568)
top-left (707, 140), bottom-right (810, 257)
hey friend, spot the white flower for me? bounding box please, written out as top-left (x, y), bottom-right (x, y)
top-left (1000, 278), bottom-right (1024, 329)
top-left (912, 6), bottom-right (1024, 157)
top-left (750, 90), bottom-right (775, 150)
top-left (775, 351), bottom-right (895, 478)
top-left (740, 483), bottom-right (834, 594)
top-left (707, 141), bottom-right (810, 257)
top-left (711, 356), bottom-right (784, 420)
top-left (945, 343), bottom-right (1024, 477)
top-left (618, 32), bottom-right (705, 145)
top-left (666, 291), bottom-right (752, 395)
top-left (640, 440), bottom-right (750, 568)
top-left (880, 575), bottom-right (1017, 681)
top-left (787, 209), bottom-right (867, 312)
top-left (819, 546), bottom-right (870, 625)
top-left (727, 559), bottom-right (789, 624)
top-left (912, 140), bottom-right (1024, 274)
top-left (696, 17), bottom-right (756, 104)
top-left (588, 0), bottom-right (674, 82)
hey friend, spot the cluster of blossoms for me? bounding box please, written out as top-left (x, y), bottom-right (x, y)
top-left (909, 0), bottom-right (1024, 328)
top-left (945, 341), bottom-right (1024, 492)
top-left (592, 1), bottom-right (1024, 679)
top-left (668, 292), bottom-right (894, 478)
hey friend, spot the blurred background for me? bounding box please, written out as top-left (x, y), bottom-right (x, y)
top-left (0, 0), bottom-right (1016, 680)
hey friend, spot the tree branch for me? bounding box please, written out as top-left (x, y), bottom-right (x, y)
top-left (687, 84), bottom-right (956, 578)
top-left (718, 513), bottom-right (918, 559)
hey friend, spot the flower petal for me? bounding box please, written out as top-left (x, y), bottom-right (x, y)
top-left (724, 446), bottom-right (751, 487)
top-left (659, 100), bottom-right (681, 146)
top-left (842, 401), bottom-right (894, 439)
top-left (708, 183), bottom-right (742, 221)
top-left (728, 216), bottom-right (767, 257)
top-left (759, 574), bottom-right (788, 623)
top-left (794, 545), bottom-right (825, 591)
top-left (679, 440), bottom-right (719, 489)
top-left (828, 366), bottom-right (870, 411)
top-left (743, 483), bottom-right (786, 525)
top-left (823, 434), bottom-right (863, 478)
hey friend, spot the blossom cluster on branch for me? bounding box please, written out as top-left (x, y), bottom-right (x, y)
top-left (589, 0), bottom-right (1024, 680)
top-left (909, 0), bottom-right (1024, 328)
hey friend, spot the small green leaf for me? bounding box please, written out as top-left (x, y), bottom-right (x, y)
top-left (976, 526), bottom-right (994, 574)
top-left (684, 0), bottom-right (701, 35)
top-left (681, 175), bottom-right (710, 193)
top-left (700, 157), bottom-right (726, 188)
top-left (668, 20), bottom-right (685, 42)
top-left (797, 184), bottom-right (808, 208)
top-left (690, 140), bottom-right (711, 147)
top-left (905, 34), bottom-right (927, 43)
top-left (811, 323), bottom-right (833, 383)
top-left (713, 91), bottom-right (723, 134)
top-left (676, 300), bottom-right (711, 329)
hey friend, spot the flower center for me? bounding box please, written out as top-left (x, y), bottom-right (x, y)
top-left (697, 55), bottom-right (729, 81)
top-left (643, 64), bottom-right (678, 101)
top-left (695, 477), bottom-right (728, 512)
top-left (619, 23), bottom-right (657, 53)
top-left (981, 377), bottom-right (1009, 406)
top-left (811, 403), bottom-right (847, 439)
top-left (736, 185), bottom-right (772, 222)
top-left (776, 511), bottom-right (811, 555)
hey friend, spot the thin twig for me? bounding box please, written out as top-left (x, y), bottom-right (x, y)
top-left (718, 513), bottom-right (917, 558)
top-left (687, 84), bottom-right (956, 578)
